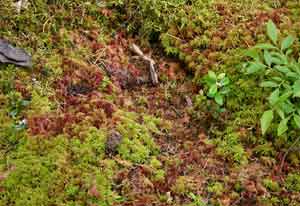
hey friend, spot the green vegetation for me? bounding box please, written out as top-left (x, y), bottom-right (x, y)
top-left (1, 0), bottom-right (300, 205)
top-left (243, 20), bottom-right (300, 136)
top-left (202, 71), bottom-right (230, 106)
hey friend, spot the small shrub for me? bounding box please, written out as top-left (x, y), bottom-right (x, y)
top-left (243, 20), bottom-right (300, 136)
top-left (202, 71), bottom-right (231, 106)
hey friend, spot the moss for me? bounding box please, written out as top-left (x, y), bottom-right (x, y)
top-left (26, 90), bottom-right (53, 116)
top-left (116, 111), bottom-right (161, 163)
top-left (263, 178), bottom-right (281, 192)
top-left (213, 131), bottom-right (248, 165)
top-left (0, 127), bottom-right (121, 206)
top-left (207, 181), bottom-right (224, 197)
top-left (285, 173), bottom-right (300, 192)
top-left (171, 176), bottom-right (195, 195)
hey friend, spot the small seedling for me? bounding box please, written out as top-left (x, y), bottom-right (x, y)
top-left (202, 70), bottom-right (230, 106)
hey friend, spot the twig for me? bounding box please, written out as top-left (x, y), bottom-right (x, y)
top-left (130, 43), bottom-right (159, 85)
top-left (279, 136), bottom-right (300, 173)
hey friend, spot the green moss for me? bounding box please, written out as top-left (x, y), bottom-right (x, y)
top-left (171, 176), bottom-right (194, 195)
top-left (207, 181), bottom-right (224, 197)
top-left (263, 178), bottom-right (281, 192)
top-left (0, 128), bottom-right (120, 206)
top-left (212, 131), bottom-right (248, 165)
top-left (285, 173), bottom-right (300, 192)
top-left (116, 111), bottom-right (161, 163)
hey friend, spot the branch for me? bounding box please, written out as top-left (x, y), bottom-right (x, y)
top-left (130, 43), bottom-right (159, 85)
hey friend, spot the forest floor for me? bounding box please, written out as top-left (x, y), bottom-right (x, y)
top-left (1, 1), bottom-right (300, 206)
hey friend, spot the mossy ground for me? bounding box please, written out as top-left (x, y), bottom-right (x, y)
top-left (1, 0), bottom-right (300, 205)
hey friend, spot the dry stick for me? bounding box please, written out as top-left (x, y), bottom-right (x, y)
top-left (279, 136), bottom-right (300, 173)
top-left (130, 43), bottom-right (159, 85)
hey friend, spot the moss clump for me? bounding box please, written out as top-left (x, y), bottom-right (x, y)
top-left (212, 131), bottom-right (248, 165)
top-left (207, 181), bottom-right (224, 197)
top-left (116, 111), bottom-right (161, 163)
top-left (171, 176), bottom-right (195, 195)
top-left (285, 173), bottom-right (300, 192)
top-left (0, 128), bottom-right (120, 206)
top-left (263, 178), bottom-right (281, 192)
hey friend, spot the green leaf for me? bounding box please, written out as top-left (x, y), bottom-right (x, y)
top-left (267, 20), bottom-right (278, 44)
top-left (277, 117), bottom-right (289, 136)
top-left (205, 71), bottom-right (217, 85)
top-left (214, 93), bottom-right (224, 105)
top-left (260, 81), bottom-right (278, 88)
top-left (261, 110), bottom-right (274, 135)
top-left (280, 101), bottom-right (295, 114)
top-left (275, 107), bottom-right (285, 119)
top-left (208, 84), bottom-right (217, 97)
top-left (271, 77), bottom-right (283, 82)
top-left (245, 62), bottom-right (266, 74)
top-left (208, 71), bottom-right (217, 81)
top-left (271, 52), bottom-right (288, 65)
top-left (275, 65), bottom-right (291, 74)
top-left (254, 43), bottom-right (277, 50)
top-left (264, 50), bottom-right (272, 66)
top-left (219, 87), bottom-right (230, 95)
top-left (217, 73), bottom-right (226, 80)
top-left (293, 114), bottom-right (300, 128)
top-left (220, 77), bottom-right (230, 86)
top-left (271, 57), bottom-right (284, 65)
top-left (293, 80), bottom-right (300, 97)
top-left (244, 49), bottom-right (260, 60)
top-left (281, 35), bottom-right (294, 51)
top-left (286, 72), bottom-right (299, 79)
top-left (268, 89), bottom-right (280, 106)
top-left (278, 91), bottom-right (293, 103)
top-left (286, 49), bottom-right (293, 56)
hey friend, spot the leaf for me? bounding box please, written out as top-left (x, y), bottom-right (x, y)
top-left (268, 89), bottom-right (280, 106)
top-left (205, 71), bottom-right (217, 85)
top-left (277, 117), bottom-right (289, 136)
top-left (264, 50), bottom-right (272, 66)
top-left (208, 84), bottom-right (217, 97)
top-left (214, 93), bottom-right (224, 105)
top-left (286, 72), bottom-right (299, 79)
top-left (275, 65), bottom-right (291, 74)
top-left (281, 35), bottom-right (294, 51)
top-left (217, 73), bottom-right (226, 80)
top-left (270, 52), bottom-right (288, 65)
top-left (245, 62), bottom-right (266, 74)
top-left (278, 91), bottom-right (293, 103)
top-left (293, 114), bottom-right (300, 128)
top-left (261, 110), bottom-right (274, 135)
top-left (260, 81), bottom-right (278, 88)
top-left (275, 107), bottom-right (285, 119)
top-left (244, 49), bottom-right (260, 60)
top-left (219, 87), bottom-right (230, 95)
top-left (271, 76), bottom-right (283, 82)
top-left (280, 101), bottom-right (295, 114)
top-left (254, 43), bottom-right (277, 50)
top-left (267, 20), bottom-right (278, 44)
top-left (293, 80), bottom-right (300, 97)
top-left (220, 77), bottom-right (230, 86)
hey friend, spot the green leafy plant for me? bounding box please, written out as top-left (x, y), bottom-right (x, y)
top-left (244, 20), bottom-right (300, 136)
top-left (187, 192), bottom-right (207, 206)
top-left (202, 71), bottom-right (231, 106)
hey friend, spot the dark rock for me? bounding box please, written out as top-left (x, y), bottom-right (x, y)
top-left (105, 130), bottom-right (122, 156)
top-left (0, 39), bottom-right (32, 68)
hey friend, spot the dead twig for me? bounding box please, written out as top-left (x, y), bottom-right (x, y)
top-left (130, 43), bottom-right (159, 85)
